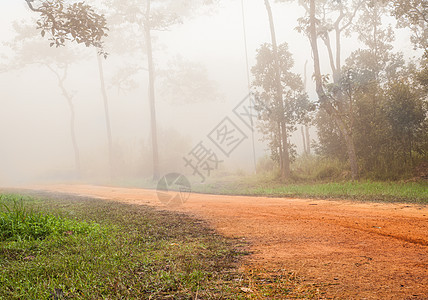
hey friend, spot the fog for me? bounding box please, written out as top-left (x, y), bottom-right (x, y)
top-left (0, 0), bottom-right (418, 186)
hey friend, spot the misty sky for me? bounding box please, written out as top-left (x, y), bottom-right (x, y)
top-left (0, 0), bottom-right (419, 184)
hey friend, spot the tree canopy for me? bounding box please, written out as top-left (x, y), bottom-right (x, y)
top-left (25, 0), bottom-right (108, 56)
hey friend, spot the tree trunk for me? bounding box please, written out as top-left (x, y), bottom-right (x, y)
top-left (303, 60), bottom-right (311, 155)
top-left (305, 125), bottom-right (311, 154)
top-left (240, 0), bottom-right (257, 174)
top-left (47, 64), bottom-right (81, 177)
top-left (277, 122), bottom-right (283, 173)
top-left (65, 92), bottom-right (81, 178)
top-left (301, 126), bottom-right (307, 154)
top-left (309, 0), bottom-right (358, 179)
top-left (264, 0), bottom-right (290, 179)
top-left (280, 121), bottom-right (290, 177)
top-left (96, 53), bottom-right (114, 181)
top-left (145, 0), bottom-right (160, 181)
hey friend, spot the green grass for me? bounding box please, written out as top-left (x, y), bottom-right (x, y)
top-left (0, 192), bottom-right (320, 299)
top-left (0, 195), bottom-right (100, 242)
top-left (191, 175), bottom-right (428, 204)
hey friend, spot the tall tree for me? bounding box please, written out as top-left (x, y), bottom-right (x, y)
top-left (4, 22), bottom-right (84, 176)
top-left (24, 0), bottom-right (111, 179)
top-left (144, 0), bottom-right (160, 181)
top-left (318, 0), bottom-right (427, 177)
top-left (95, 51), bottom-right (114, 180)
top-left (47, 62), bottom-right (82, 175)
top-left (106, 0), bottom-right (215, 181)
top-left (303, 60), bottom-right (311, 155)
top-left (263, 0), bottom-right (291, 179)
top-left (287, 0), bottom-right (363, 179)
top-left (252, 43), bottom-right (310, 176)
top-left (343, 1), bottom-right (403, 173)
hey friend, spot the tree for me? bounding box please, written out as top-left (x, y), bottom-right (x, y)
top-left (326, 1), bottom-right (427, 177)
top-left (387, 0), bottom-right (428, 54)
top-left (145, 0), bottom-right (160, 181)
top-left (25, 0), bottom-right (108, 56)
top-left (275, 0), bottom-right (365, 179)
top-left (302, 60), bottom-right (312, 156)
top-left (158, 56), bottom-right (220, 104)
top-left (4, 22), bottom-right (84, 176)
top-left (304, 0), bottom-right (363, 179)
top-left (23, 0), bottom-right (112, 179)
top-left (385, 81), bottom-right (426, 165)
top-left (342, 1), bottom-right (405, 174)
top-left (105, 0), bottom-right (215, 181)
top-left (95, 51), bottom-right (114, 180)
top-left (252, 42), bottom-right (310, 177)
top-left (263, 0), bottom-right (291, 179)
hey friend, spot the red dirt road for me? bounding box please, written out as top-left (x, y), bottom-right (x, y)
top-left (27, 185), bottom-right (428, 299)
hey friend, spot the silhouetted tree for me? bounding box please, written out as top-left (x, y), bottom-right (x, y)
top-left (4, 22), bottom-right (84, 176)
top-left (105, 0), bottom-right (215, 181)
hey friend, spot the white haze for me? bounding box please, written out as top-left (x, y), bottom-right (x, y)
top-left (0, 0), bottom-right (418, 185)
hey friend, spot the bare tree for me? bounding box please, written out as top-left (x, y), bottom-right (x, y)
top-left (4, 23), bottom-right (84, 176)
top-left (105, 0), bottom-right (215, 181)
top-left (47, 63), bottom-right (81, 175)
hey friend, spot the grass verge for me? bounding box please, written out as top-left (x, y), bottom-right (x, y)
top-left (0, 192), bottom-right (320, 299)
top-left (190, 175), bottom-right (428, 204)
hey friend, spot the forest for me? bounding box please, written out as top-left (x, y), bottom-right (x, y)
top-left (0, 0), bottom-right (427, 185)
top-left (0, 1), bottom-right (427, 299)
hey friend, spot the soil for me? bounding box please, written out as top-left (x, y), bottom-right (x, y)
top-left (24, 184), bottom-right (428, 299)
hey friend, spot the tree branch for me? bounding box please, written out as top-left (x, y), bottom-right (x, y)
top-left (339, 0), bottom-right (363, 32)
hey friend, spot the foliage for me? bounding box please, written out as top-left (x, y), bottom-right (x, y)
top-left (313, 0), bottom-right (428, 179)
top-left (25, 0), bottom-right (108, 56)
top-left (314, 109), bottom-right (347, 160)
top-left (388, 0), bottom-right (428, 53)
top-left (291, 155), bottom-right (348, 181)
top-left (158, 56), bottom-right (220, 104)
top-left (4, 21), bottom-right (81, 69)
top-left (252, 42), bottom-right (312, 166)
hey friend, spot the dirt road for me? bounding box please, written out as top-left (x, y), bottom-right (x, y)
top-left (25, 185), bottom-right (428, 299)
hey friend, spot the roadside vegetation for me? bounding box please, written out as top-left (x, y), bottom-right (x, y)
top-left (188, 155), bottom-right (428, 204)
top-left (192, 176), bottom-right (428, 204)
top-left (0, 193), bottom-right (321, 299)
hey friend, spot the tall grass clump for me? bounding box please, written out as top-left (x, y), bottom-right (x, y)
top-left (256, 155), bottom-right (277, 174)
top-left (0, 195), bottom-right (100, 242)
top-left (291, 155), bottom-right (348, 181)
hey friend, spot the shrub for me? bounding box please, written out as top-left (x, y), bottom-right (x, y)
top-left (291, 155), bottom-right (347, 181)
top-left (256, 155), bottom-right (277, 174)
